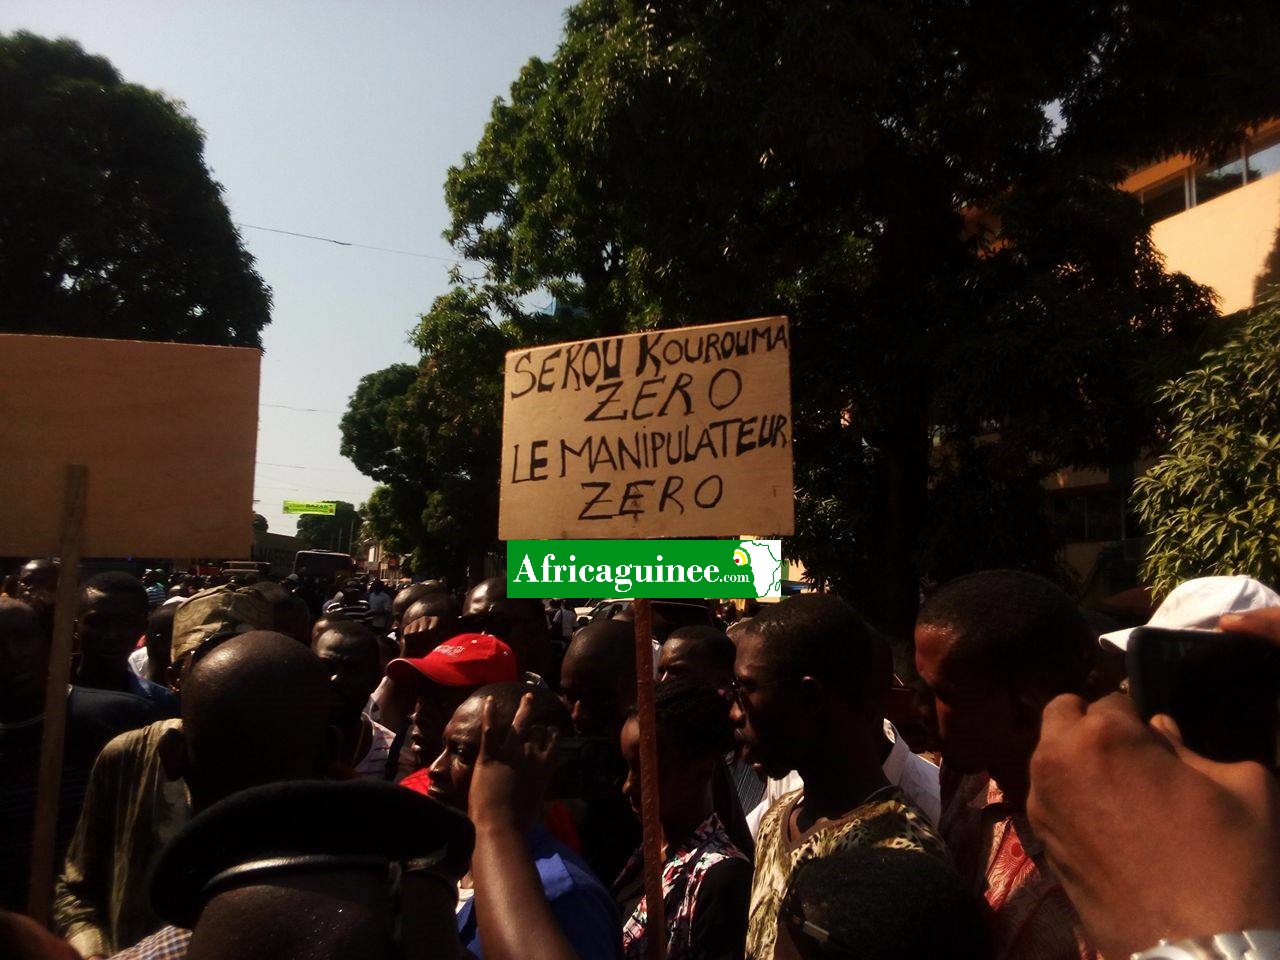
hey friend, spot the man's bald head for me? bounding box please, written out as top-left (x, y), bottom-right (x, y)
top-left (464, 577), bottom-right (506, 616)
top-left (464, 681), bottom-right (572, 733)
top-left (176, 631), bottom-right (332, 811)
top-left (558, 619), bottom-right (637, 737)
top-left (189, 876), bottom-right (403, 960)
top-left (392, 583), bottom-right (435, 621)
top-left (405, 593), bottom-right (459, 623)
top-left (400, 593), bottom-right (461, 658)
top-left (564, 619), bottom-right (636, 674)
top-left (18, 558), bottom-right (59, 602)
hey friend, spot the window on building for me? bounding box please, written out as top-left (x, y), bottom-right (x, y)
top-left (1141, 173), bottom-right (1188, 222)
top-left (1049, 487), bottom-right (1125, 543)
top-left (1133, 128), bottom-right (1280, 221)
top-left (1194, 150), bottom-right (1247, 205)
top-left (1246, 135), bottom-right (1280, 183)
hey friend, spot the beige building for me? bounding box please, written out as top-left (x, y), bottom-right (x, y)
top-left (1054, 120), bottom-right (1280, 602)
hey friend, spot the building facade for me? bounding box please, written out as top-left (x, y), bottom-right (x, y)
top-left (1053, 120), bottom-right (1280, 603)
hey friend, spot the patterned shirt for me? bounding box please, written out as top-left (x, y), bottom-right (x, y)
top-left (745, 786), bottom-right (945, 960)
top-left (616, 813), bottom-right (753, 960)
top-left (940, 773), bottom-right (1098, 960)
top-left (109, 924), bottom-right (190, 960)
top-left (746, 721), bottom-right (941, 837)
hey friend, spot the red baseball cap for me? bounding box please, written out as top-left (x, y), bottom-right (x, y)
top-left (386, 633), bottom-right (517, 688)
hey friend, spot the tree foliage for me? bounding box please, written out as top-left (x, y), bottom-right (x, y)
top-left (1135, 299), bottom-right (1280, 598)
top-left (0, 32), bottom-right (271, 346)
top-left (345, 1), bottom-right (1279, 628)
top-left (340, 293), bottom-right (510, 581)
top-left (295, 501), bottom-right (362, 554)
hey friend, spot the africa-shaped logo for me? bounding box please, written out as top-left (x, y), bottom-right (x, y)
top-left (733, 540), bottom-right (783, 598)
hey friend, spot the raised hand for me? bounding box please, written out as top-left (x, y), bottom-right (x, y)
top-left (1029, 691), bottom-right (1280, 959)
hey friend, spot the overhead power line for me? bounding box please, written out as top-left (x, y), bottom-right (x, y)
top-left (256, 460), bottom-right (362, 473)
top-left (260, 401), bottom-right (344, 415)
top-left (235, 221), bottom-right (462, 263)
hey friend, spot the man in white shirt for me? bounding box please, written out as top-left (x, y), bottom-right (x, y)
top-left (745, 718), bottom-right (940, 835)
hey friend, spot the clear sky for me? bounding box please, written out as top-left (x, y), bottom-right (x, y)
top-left (1, 1), bottom-right (570, 536)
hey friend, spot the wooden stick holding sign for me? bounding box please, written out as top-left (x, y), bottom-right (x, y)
top-left (26, 464), bottom-right (87, 923)
top-left (498, 317), bottom-right (794, 960)
top-left (632, 598), bottom-right (667, 960)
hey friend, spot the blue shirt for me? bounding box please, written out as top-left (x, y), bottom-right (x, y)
top-left (125, 672), bottom-right (180, 718)
top-left (458, 825), bottom-right (621, 959)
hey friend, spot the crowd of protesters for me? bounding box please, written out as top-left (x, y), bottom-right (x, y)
top-left (2, 557), bottom-right (1280, 960)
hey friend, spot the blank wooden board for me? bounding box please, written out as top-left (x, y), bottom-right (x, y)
top-left (0, 334), bottom-right (260, 558)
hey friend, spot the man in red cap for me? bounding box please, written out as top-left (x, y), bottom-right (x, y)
top-left (388, 633), bottom-right (519, 791)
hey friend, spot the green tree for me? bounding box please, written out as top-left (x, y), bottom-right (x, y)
top-left (339, 364), bottom-right (420, 487)
top-left (348, 1), bottom-right (1279, 632)
top-left (340, 290), bottom-right (511, 582)
top-left (1134, 299), bottom-right (1280, 598)
top-left (0, 32), bottom-right (271, 346)
top-left (360, 485), bottom-right (415, 557)
top-left (295, 501), bottom-right (363, 554)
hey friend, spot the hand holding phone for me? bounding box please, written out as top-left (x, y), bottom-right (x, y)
top-left (1030, 692), bottom-right (1280, 958)
top-left (1126, 626), bottom-right (1280, 767)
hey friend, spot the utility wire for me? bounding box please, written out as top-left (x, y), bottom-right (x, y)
top-left (236, 221), bottom-right (463, 264)
top-left (260, 401), bottom-right (344, 414)
top-left (256, 460), bottom-right (362, 473)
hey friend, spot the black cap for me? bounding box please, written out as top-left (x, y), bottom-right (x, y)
top-left (150, 779), bottom-right (474, 928)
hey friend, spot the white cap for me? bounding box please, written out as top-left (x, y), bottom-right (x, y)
top-left (1100, 575), bottom-right (1280, 650)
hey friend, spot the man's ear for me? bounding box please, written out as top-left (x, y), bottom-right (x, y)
top-left (798, 675), bottom-right (827, 711)
top-left (158, 725), bottom-right (188, 782)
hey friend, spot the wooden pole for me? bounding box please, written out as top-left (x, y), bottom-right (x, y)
top-left (632, 597), bottom-right (667, 960)
top-left (27, 464), bottom-right (87, 924)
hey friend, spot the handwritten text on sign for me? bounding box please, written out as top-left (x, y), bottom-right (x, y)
top-left (499, 316), bottom-right (794, 539)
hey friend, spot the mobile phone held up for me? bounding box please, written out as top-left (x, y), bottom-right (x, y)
top-left (1126, 626), bottom-right (1280, 769)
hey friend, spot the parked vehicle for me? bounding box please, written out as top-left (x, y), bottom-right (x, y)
top-left (293, 549), bottom-right (354, 583)
top-left (578, 597), bottom-right (716, 641)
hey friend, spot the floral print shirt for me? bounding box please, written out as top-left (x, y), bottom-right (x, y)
top-left (617, 813), bottom-right (753, 960)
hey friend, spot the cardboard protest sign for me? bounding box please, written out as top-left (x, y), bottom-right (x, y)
top-left (499, 316), bottom-right (793, 539)
top-left (0, 334), bottom-right (260, 558)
